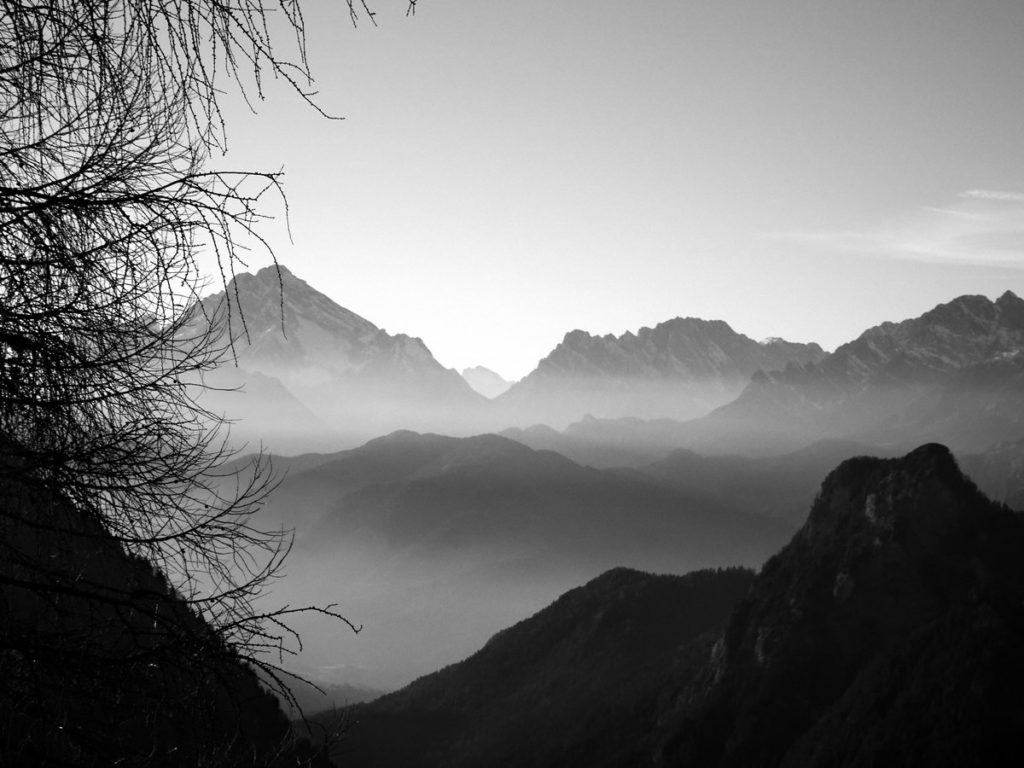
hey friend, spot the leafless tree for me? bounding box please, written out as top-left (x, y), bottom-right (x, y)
top-left (0, 1), bottom-right (408, 763)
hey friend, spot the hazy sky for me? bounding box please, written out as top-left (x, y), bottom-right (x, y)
top-left (210, 0), bottom-right (1024, 380)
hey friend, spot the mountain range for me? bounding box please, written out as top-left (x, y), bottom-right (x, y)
top-left (315, 444), bottom-right (1024, 766)
top-left (193, 266), bottom-right (1024, 465)
top-left (493, 319), bottom-right (825, 427)
top-left (696, 290), bottom-right (1024, 453)
top-left (503, 291), bottom-right (1024, 465)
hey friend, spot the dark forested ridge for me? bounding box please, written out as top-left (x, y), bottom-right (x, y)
top-left (317, 567), bottom-right (756, 767)
top-left (0, 460), bottom-right (328, 767)
top-left (317, 445), bottom-right (1024, 767)
top-left (658, 443), bottom-right (1024, 767)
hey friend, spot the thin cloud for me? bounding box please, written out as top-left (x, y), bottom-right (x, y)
top-left (959, 189), bottom-right (1024, 203)
top-left (770, 191), bottom-right (1024, 268)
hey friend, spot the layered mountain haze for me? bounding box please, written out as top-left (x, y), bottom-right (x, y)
top-left (317, 445), bottom-right (1024, 767)
top-left (194, 265), bottom-right (485, 451)
top-left (508, 291), bottom-right (1024, 464)
top-left (239, 430), bottom-right (792, 690)
top-left (191, 269), bottom-right (1024, 470)
top-left (461, 366), bottom-right (513, 398)
top-left (699, 290), bottom-right (1024, 453)
top-left (496, 318), bottom-right (825, 428)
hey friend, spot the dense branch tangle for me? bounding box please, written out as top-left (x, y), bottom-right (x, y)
top-left (0, 0), bottom-right (369, 700)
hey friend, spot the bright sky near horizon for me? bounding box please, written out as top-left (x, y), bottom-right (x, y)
top-left (209, 0), bottom-right (1024, 380)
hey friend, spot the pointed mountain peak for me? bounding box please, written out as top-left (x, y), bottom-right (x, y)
top-left (208, 263), bottom-right (379, 339)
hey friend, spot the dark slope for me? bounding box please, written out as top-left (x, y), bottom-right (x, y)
top-left (658, 444), bottom-right (1024, 767)
top-left (0, 459), bottom-right (324, 767)
top-left (321, 568), bottom-right (756, 768)
top-left (315, 445), bottom-right (1024, 767)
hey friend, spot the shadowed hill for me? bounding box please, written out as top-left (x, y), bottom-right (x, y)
top-left (315, 444), bottom-right (1024, 767)
top-left (0, 457), bottom-right (328, 767)
top-left (320, 568), bottom-right (755, 768)
top-left (658, 443), bottom-right (1024, 766)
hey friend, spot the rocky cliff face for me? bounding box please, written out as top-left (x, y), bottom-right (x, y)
top-left (497, 317), bottom-right (824, 427)
top-left (659, 443), bottom-right (1024, 766)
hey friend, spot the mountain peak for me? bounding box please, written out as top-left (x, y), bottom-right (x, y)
top-left (254, 262), bottom-right (293, 279)
top-left (803, 442), bottom-right (970, 550)
top-left (461, 366), bottom-right (512, 398)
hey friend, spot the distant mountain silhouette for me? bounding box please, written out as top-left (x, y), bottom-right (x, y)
top-left (461, 365), bottom-right (513, 398)
top-left (195, 265), bottom-right (484, 450)
top-left (246, 430), bottom-right (791, 690)
top-left (497, 318), bottom-right (824, 428)
top-left (508, 292), bottom-right (1024, 462)
top-left (700, 291), bottom-right (1024, 453)
top-left (317, 444), bottom-right (1024, 767)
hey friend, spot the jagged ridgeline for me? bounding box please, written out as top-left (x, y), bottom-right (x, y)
top-left (194, 268), bottom-right (1024, 466)
top-left (0, 461), bottom-right (328, 767)
top-left (191, 264), bottom-right (829, 450)
top-left (317, 445), bottom-right (1024, 767)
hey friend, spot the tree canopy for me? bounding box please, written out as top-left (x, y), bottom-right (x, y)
top-left (0, 1), bottom-right (397, 761)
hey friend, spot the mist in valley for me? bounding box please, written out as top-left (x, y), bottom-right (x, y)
top-left (11, 1), bottom-right (1024, 764)
top-left (202, 269), bottom-right (1024, 701)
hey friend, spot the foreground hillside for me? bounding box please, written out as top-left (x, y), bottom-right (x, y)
top-left (319, 444), bottom-right (1024, 767)
top-left (0, 458), bottom-right (326, 767)
top-left (320, 567), bottom-right (756, 767)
